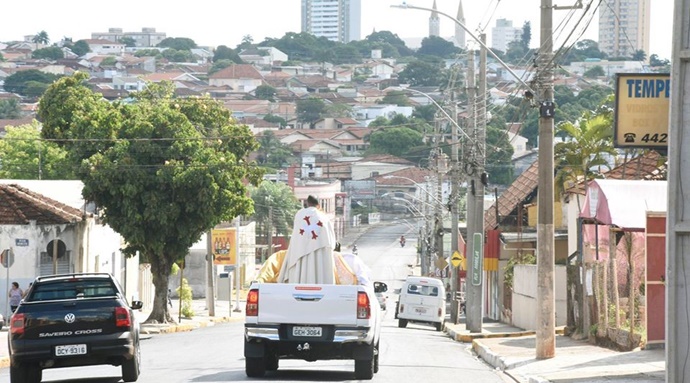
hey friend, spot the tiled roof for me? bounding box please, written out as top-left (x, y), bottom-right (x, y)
top-left (361, 154), bottom-right (413, 165)
top-left (0, 184), bottom-right (83, 225)
top-left (370, 167), bottom-right (432, 186)
top-left (484, 160), bottom-right (539, 230)
top-left (210, 64), bottom-right (263, 80)
top-left (0, 117), bottom-right (35, 133)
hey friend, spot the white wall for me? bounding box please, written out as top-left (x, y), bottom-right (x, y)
top-left (511, 264), bottom-right (567, 330)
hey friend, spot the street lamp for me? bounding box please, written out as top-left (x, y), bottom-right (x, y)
top-left (382, 175), bottom-right (443, 204)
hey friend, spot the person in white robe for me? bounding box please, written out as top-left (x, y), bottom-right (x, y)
top-left (279, 195), bottom-right (337, 284)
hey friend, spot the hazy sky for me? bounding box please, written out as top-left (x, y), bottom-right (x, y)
top-left (0, 0), bottom-right (674, 59)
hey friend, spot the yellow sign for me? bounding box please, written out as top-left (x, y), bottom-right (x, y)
top-left (614, 73), bottom-right (670, 148)
top-left (451, 251), bottom-right (464, 269)
top-left (212, 229), bottom-right (236, 265)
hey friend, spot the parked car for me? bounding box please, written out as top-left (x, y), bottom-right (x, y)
top-left (0, 313), bottom-right (4, 328)
top-left (374, 282), bottom-right (388, 310)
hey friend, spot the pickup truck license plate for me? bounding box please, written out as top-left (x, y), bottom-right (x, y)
top-left (292, 326), bottom-right (322, 337)
top-left (55, 344), bottom-right (87, 356)
top-left (415, 307), bottom-right (427, 314)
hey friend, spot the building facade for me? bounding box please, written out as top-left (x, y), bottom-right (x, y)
top-left (429, 0), bottom-right (440, 37)
top-left (491, 19), bottom-right (521, 52)
top-left (301, 0), bottom-right (361, 43)
top-left (92, 27), bottom-right (167, 48)
top-left (598, 0), bottom-right (651, 59)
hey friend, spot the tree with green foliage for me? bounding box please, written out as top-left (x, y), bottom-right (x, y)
top-left (120, 37), bottom-right (136, 47)
top-left (0, 99), bottom-right (22, 119)
top-left (296, 98), bottom-right (327, 128)
top-left (254, 85), bottom-right (276, 101)
top-left (412, 104), bottom-right (437, 122)
top-left (398, 59), bottom-right (444, 86)
top-left (38, 73), bottom-right (263, 323)
top-left (485, 116), bottom-right (515, 185)
top-left (161, 49), bottom-right (194, 62)
top-left (379, 90), bottom-right (411, 106)
top-left (521, 22), bottom-right (531, 48)
top-left (256, 131), bottom-right (296, 169)
top-left (417, 36), bottom-right (460, 58)
top-left (263, 114), bottom-right (287, 127)
top-left (554, 109), bottom-right (616, 197)
top-left (213, 45), bottom-right (243, 63)
top-left (250, 181), bottom-right (301, 240)
top-left (649, 54), bottom-right (670, 68)
top-left (367, 127), bottom-right (424, 158)
top-left (101, 56), bottom-right (118, 66)
top-left (0, 121), bottom-right (75, 180)
top-left (208, 59), bottom-right (234, 75)
top-left (32, 47), bottom-right (64, 60)
top-left (236, 35), bottom-right (255, 51)
top-left (324, 103), bottom-right (353, 118)
top-left (260, 32), bottom-right (334, 62)
top-left (158, 37), bottom-right (197, 50)
top-left (632, 50), bottom-right (647, 62)
top-left (583, 65), bottom-right (605, 78)
top-left (363, 31), bottom-right (415, 57)
top-left (562, 39), bottom-right (607, 65)
top-left (3, 69), bottom-right (59, 97)
top-left (69, 40), bottom-right (91, 56)
top-left (134, 48), bottom-right (162, 57)
top-left (32, 30), bottom-right (49, 45)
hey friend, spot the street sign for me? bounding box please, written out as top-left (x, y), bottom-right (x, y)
top-left (15, 239), bottom-right (29, 247)
top-left (613, 73), bottom-right (670, 149)
top-left (451, 251), bottom-right (463, 269)
top-left (1, 249), bottom-right (15, 268)
top-left (471, 233), bottom-right (483, 286)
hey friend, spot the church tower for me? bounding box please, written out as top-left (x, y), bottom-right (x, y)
top-left (429, 0), bottom-right (440, 37)
top-left (455, 0), bottom-right (466, 48)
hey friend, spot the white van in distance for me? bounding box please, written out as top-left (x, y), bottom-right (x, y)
top-left (396, 276), bottom-right (446, 331)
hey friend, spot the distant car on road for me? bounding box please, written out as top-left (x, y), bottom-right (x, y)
top-left (8, 273), bottom-right (143, 383)
top-left (374, 282), bottom-right (388, 310)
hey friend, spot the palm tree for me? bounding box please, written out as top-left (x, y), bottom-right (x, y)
top-left (256, 131), bottom-right (295, 168)
top-left (554, 109), bottom-right (616, 200)
top-left (32, 31), bottom-right (50, 45)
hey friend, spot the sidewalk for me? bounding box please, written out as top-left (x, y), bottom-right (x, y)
top-left (444, 320), bottom-right (666, 383)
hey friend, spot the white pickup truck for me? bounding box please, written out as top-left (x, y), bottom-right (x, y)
top-left (244, 282), bottom-right (383, 380)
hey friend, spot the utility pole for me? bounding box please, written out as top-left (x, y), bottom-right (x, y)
top-left (450, 86), bottom-right (460, 323)
top-left (465, 49), bottom-right (484, 333)
top-left (667, 0), bottom-right (689, 380)
top-left (536, 0), bottom-right (556, 359)
top-left (267, 204), bottom-right (273, 264)
top-left (206, 229), bottom-right (215, 316)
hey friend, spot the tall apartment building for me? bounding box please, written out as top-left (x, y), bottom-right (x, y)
top-left (301, 0), bottom-right (361, 43)
top-left (598, 0), bottom-right (651, 58)
top-left (491, 19), bottom-right (521, 52)
top-left (92, 28), bottom-right (166, 47)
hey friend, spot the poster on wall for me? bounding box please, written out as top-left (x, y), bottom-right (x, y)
top-left (212, 229), bottom-right (236, 265)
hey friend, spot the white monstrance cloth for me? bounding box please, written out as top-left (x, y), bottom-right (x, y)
top-left (279, 206), bottom-right (336, 284)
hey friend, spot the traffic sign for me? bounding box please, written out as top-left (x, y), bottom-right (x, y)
top-left (471, 233), bottom-right (483, 286)
top-left (1, 249), bottom-right (15, 268)
top-left (451, 251), bottom-right (463, 269)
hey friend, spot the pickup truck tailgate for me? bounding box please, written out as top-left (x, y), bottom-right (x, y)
top-left (258, 284), bottom-right (359, 325)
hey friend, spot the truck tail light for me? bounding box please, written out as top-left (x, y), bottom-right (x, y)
top-left (246, 289), bottom-right (259, 316)
top-left (400, 304), bottom-right (404, 313)
top-left (357, 292), bottom-right (370, 319)
top-left (438, 308), bottom-right (443, 317)
top-left (115, 307), bottom-right (131, 328)
top-left (10, 313), bottom-right (25, 335)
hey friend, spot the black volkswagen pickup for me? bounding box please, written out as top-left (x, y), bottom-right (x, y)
top-left (8, 273), bottom-right (143, 383)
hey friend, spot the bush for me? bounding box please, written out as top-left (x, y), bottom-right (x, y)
top-left (176, 278), bottom-right (195, 319)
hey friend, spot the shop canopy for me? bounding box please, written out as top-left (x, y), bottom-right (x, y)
top-left (580, 179), bottom-right (667, 230)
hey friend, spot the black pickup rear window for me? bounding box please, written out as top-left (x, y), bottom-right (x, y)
top-left (28, 279), bottom-right (117, 301)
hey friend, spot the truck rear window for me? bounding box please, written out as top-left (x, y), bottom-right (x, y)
top-left (28, 279), bottom-right (117, 301)
top-left (406, 284), bottom-right (439, 297)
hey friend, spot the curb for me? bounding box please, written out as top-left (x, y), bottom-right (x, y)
top-left (140, 315), bottom-right (243, 335)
